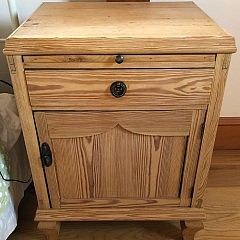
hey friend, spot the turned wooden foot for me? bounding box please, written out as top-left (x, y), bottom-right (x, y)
top-left (181, 220), bottom-right (204, 240)
top-left (38, 221), bottom-right (61, 240)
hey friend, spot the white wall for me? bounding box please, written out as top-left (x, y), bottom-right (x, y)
top-left (0, 0), bottom-right (104, 92)
top-left (0, 0), bottom-right (12, 92)
top-left (151, 0), bottom-right (240, 116)
top-left (0, 0), bottom-right (239, 116)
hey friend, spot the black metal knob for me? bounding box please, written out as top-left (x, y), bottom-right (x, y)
top-left (41, 142), bottom-right (52, 167)
top-left (42, 155), bottom-right (52, 167)
top-left (115, 55), bottom-right (124, 64)
top-left (110, 81), bottom-right (127, 98)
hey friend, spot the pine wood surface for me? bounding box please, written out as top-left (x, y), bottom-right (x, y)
top-left (35, 207), bottom-right (205, 222)
top-left (25, 69), bottom-right (213, 110)
top-left (51, 134), bottom-right (186, 200)
top-left (34, 112), bottom-right (61, 209)
top-left (181, 220), bottom-right (204, 240)
top-left (4, 2), bottom-right (237, 239)
top-left (210, 150), bottom-right (240, 169)
top-left (8, 150), bottom-right (240, 240)
top-left (4, 2), bottom-right (236, 55)
top-left (60, 198), bottom-right (180, 209)
top-left (38, 110), bottom-right (193, 138)
top-left (34, 110), bottom-right (194, 209)
top-left (208, 150), bottom-right (240, 188)
top-left (38, 222), bottom-right (60, 240)
top-left (34, 110), bottom-right (194, 208)
top-left (191, 54), bottom-right (231, 208)
top-left (34, 109), bottom-right (204, 210)
top-left (6, 56), bottom-right (50, 209)
top-left (23, 54), bottom-right (216, 69)
top-left (180, 110), bottom-right (206, 207)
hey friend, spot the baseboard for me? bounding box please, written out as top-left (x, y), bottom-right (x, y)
top-left (107, 0), bottom-right (149, 2)
top-left (214, 117), bottom-right (240, 150)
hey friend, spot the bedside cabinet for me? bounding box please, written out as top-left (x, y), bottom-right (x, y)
top-left (4, 2), bottom-right (236, 240)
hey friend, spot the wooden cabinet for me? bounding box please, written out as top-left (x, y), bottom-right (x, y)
top-left (4, 2), bottom-right (236, 239)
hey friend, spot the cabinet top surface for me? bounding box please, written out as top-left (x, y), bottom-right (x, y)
top-left (4, 2), bottom-right (236, 55)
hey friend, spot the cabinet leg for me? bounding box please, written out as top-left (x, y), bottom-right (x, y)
top-left (38, 221), bottom-right (61, 240)
top-left (181, 220), bottom-right (203, 240)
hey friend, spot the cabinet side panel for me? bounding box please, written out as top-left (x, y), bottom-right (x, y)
top-left (192, 54), bottom-right (232, 207)
top-left (6, 56), bottom-right (50, 208)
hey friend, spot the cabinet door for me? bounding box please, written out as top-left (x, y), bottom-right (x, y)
top-left (34, 110), bottom-right (205, 208)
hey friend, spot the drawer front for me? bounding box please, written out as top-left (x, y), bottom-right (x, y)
top-left (23, 54), bottom-right (215, 69)
top-left (26, 69), bottom-right (214, 110)
top-left (34, 110), bottom-right (205, 208)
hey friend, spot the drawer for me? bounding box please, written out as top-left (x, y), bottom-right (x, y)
top-left (25, 69), bottom-right (214, 110)
top-left (23, 54), bottom-right (216, 69)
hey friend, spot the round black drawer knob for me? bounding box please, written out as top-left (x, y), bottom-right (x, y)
top-left (115, 55), bottom-right (124, 64)
top-left (110, 81), bottom-right (127, 98)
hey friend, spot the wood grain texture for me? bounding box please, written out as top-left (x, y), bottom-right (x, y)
top-left (23, 54), bottom-right (216, 69)
top-left (192, 54), bottom-right (232, 208)
top-left (4, 2), bottom-right (236, 55)
top-left (5, 37), bottom-right (236, 55)
top-left (195, 230), bottom-right (240, 240)
top-left (208, 169), bottom-right (240, 188)
top-left (33, 110), bottom-right (201, 208)
top-left (44, 111), bottom-right (193, 138)
top-left (35, 207), bottom-right (206, 222)
top-left (202, 187), bottom-right (240, 231)
top-left (34, 112), bottom-right (60, 208)
top-left (61, 198), bottom-right (180, 209)
top-left (6, 56), bottom-right (50, 209)
top-left (25, 69), bottom-right (213, 110)
top-left (180, 110), bottom-right (206, 206)
top-left (38, 222), bottom-right (60, 240)
top-left (211, 150), bottom-right (240, 170)
top-left (4, 1), bottom-right (236, 238)
top-left (195, 174), bottom-right (240, 239)
top-left (209, 169), bottom-right (240, 187)
top-left (195, 151), bottom-right (240, 239)
top-left (52, 127), bottom-right (186, 201)
top-left (208, 153), bottom-right (240, 187)
top-left (31, 104), bottom-right (208, 111)
top-left (181, 220), bottom-right (203, 240)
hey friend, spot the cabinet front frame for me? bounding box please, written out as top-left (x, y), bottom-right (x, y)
top-left (6, 53), bottom-right (231, 223)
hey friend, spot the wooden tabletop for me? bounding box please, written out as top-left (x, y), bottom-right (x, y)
top-left (4, 2), bottom-right (236, 55)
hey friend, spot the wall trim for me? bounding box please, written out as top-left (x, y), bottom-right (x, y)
top-left (214, 117), bottom-right (240, 150)
top-left (107, 0), bottom-right (149, 2)
top-left (107, 0), bottom-right (150, 2)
